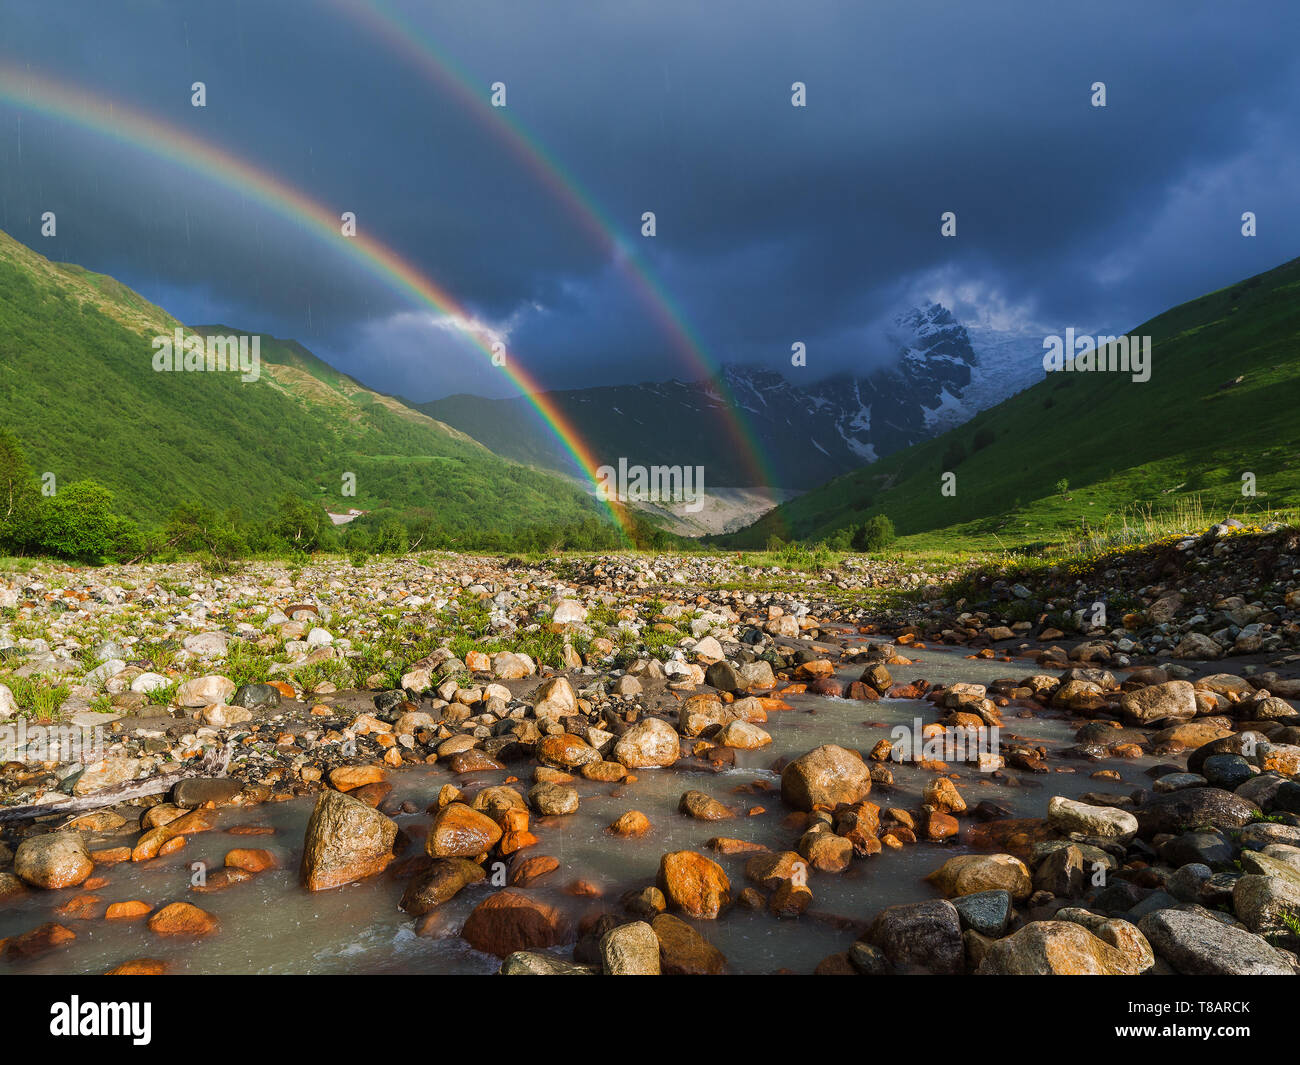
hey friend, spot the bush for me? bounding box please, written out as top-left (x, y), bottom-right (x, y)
top-left (0, 429), bottom-right (42, 553)
top-left (38, 480), bottom-right (137, 563)
top-left (972, 425), bottom-right (996, 451)
top-left (827, 526), bottom-right (854, 551)
top-left (852, 514), bottom-right (896, 552)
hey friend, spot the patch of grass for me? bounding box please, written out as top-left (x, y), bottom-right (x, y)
top-left (223, 639), bottom-right (274, 687)
top-left (2, 674), bottom-right (71, 718)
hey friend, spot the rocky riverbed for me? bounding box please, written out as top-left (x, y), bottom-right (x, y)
top-left (2, 523), bottom-right (1300, 975)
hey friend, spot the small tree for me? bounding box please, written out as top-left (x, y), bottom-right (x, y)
top-left (38, 480), bottom-right (124, 563)
top-left (0, 430), bottom-right (41, 553)
top-left (852, 514), bottom-right (896, 552)
top-left (828, 525), bottom-right (855, 551)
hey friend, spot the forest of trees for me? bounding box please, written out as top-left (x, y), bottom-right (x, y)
top-left (0, 429), bottom-right (678, 564)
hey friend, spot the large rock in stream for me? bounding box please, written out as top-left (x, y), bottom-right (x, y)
top-left (14, 832), bottom-right (93, 890)
top-left (299, 789), bottom-right (397, 891)
top-left (780, 744), bottom-right (871, 811)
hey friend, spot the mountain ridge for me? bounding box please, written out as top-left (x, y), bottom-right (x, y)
top-left (0, 228), bottom-right (615, 540)
top-left (718, 254), bottom-right (1300, 550)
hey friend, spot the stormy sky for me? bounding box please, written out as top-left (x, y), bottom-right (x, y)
top-left (0, 0), bottom-right (1297, 400)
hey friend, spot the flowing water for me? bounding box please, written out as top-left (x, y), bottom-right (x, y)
top-left (2, 646), bottom-right (1159, 974)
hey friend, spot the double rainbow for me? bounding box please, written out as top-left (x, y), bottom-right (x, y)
top-left (0, 63), bottom-right (641, 537)
top-left (332, 0), bottom-right (779, 493)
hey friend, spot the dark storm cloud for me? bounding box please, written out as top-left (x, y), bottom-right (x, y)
top-left (1, 0), bottom-right (1297, 398)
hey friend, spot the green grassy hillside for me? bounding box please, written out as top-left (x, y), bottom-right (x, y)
top-left (724, 256), bottom-right (1300, 551)
top-left (0, 228), bottom-right (611, 538)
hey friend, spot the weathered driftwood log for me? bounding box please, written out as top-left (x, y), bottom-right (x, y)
top-left (0, 743), bottom-right (233, 824)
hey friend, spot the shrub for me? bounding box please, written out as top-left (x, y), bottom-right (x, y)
top-left (852, 514), bottom-right (896, 552)
top-left (0, 430), bottom-right (41, 552)
top-left (38, 480), bottom-right (137, 563)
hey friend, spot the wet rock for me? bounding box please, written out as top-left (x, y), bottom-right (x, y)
top-left (926, 853), bottom-right (1032, 901)
top-left (328, 765), bottom-right (387, 792)
top-left (224, 848), bottom-right (275, 874)
top-left (172, 777), bottom-right (243, 808)
top-left (499, 951), bottom-right (594, 975)
top-left (1158, 829), bottom-right (1234, 867)
top-left (3, 922), bottom-right (76, 960)
top-left (608, 810), bottom-right (651, 838)
top-left (745, 850), bottom-right (807, 888)
top-left (1202, 753), bottom-right (1255, 789)
top-left (528, 782), bottom-right (579, 816)
top-left (613, 717), bottom-right (680, 768)
top-left (678, 693), bottom-right (732, 737)
top-left (300, 789), bottom-right (397, 891)
top-left (147, 901), bottom-right (219, 937)
top-left (866, 899), bottom-right (963, 975)
top-left (1138, 908), bottom-right (1295, 975)
top-left (976, 921), bottom-right (1140, 975)
top-left (922, 776), bottom-right (967, 815)
top-left (401, 858), bottom-right (487, 915)
top-left (798, 826), bottom-right (854, 872)
top-left (1120, 680), bottom-right (1198, 725)
top-left (14, 832), bottom-right (93, 890)
top-left (600, 920), bottom-right (661, 975)
top-left (657, 850), bottom-right (730, 919)
top-left (536, 734), bottom-right (600, 770)
top-left (104, 958), bottom-right (167, 975)
top-left (952, 890), bottom-right (1012, 937)
top-left (715, 720), bottom-right (772, 749)
top-left (105, 900), bottom-right (153, 921)
top-left (650, 913), bottom-right (727, 974)
top-left (1047, 796), bottom-right (1138, 842)
top-left (780, 744), bottom-right (871, 811)
top-left (462, 889), bottom-right (565, 957)
top-left (1136, 788), bottom-right (1259, 837)
top-left (1233, 874), bottom-right (1300, 941)
top-left (428, 802), bottom-right (503, 858)
top-left (679, 790), bottom-right (734, 821)
top-left (510, 855), bottom-right (560, 887)
top-left (447, 749), bottom-right (504, 775)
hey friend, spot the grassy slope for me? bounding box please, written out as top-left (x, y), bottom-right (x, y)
top-left (0, 229), bottom-right (607, 533)
top-left (724, 256), bottom-right (1300, 551)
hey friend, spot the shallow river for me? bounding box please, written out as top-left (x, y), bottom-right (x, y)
top-left (2, 645), bottom-right (1159, 974)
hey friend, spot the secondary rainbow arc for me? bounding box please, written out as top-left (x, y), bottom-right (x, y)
top-left (333, 0), bottom-right (780, 495)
